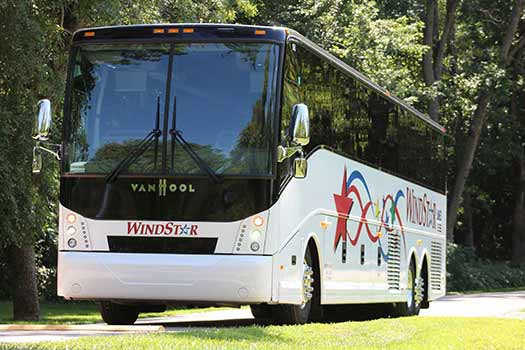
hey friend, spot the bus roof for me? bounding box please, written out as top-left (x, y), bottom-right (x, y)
top-left (73, 23), bottom-right (445, 134)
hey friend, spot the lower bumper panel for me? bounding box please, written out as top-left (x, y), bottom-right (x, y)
top-left (58, 252), bottom-right (272, 303)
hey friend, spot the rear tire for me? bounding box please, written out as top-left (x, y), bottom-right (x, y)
top-left (99, 301), bottom-right (139, 325)
top-left (273, 248), bottom-right (316, 324)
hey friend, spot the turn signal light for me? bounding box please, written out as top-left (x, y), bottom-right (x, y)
top-left (66, 213), bottom-right (77, 224)
top-left (253, 216), bottom-right (264, 227)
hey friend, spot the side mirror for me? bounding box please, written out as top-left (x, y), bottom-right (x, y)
top-left (290, 103), bottom-right (310, 146)
top-left (33, 99), bottom-right (52, 141)
top-left (32, 147), bottom-right (42, 174)
top-left (293, 156), bottom-right (307, 178)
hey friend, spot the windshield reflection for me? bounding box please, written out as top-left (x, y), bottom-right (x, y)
top-left (67, 43), bottom-right (279, 176)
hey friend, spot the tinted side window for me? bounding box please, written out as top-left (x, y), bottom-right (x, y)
top-left (280, 41), bottom-right (445, 193)
top-left (296, 45), bottom-right (334, 153)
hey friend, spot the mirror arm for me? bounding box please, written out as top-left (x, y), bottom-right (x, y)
top-left (36, 142), bottom-right (61, 160)
top-left (277, 145), bottom-right (303, 163)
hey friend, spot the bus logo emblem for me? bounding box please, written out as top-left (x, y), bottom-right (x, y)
top-left (130, 179), bottom-right (196, 197)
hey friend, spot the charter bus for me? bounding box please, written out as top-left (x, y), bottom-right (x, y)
top-left (32, 23), bottom-right (446, 325)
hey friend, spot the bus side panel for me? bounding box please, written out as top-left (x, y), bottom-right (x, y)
top-left (266, 148), bottom-right (446, 305)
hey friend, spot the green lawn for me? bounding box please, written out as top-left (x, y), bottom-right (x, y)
top-left (0, 301), bottom-right (231, 324)
top-left (1, 317), bottom-right (523, 350)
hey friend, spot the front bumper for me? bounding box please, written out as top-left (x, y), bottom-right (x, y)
top-left (58, 252), bottom-right (272, 303)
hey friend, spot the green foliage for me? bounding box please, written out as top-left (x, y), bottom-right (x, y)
top-left (447, 243), bottom-right (525, 292)
top-left (0, 0), bottom-right (523, 302)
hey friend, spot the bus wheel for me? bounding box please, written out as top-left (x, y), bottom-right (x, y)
top-left (275, 248), bottom-right (315, 324)
top-left (250, 304), bottom-right (274, 321)
top-left (393, 260), bottom-right (420, 317)
top-left (99, 301), bottom-right (139, 325)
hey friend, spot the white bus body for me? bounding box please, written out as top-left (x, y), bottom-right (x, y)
top-left (57, 24), bottom-right (446, 324)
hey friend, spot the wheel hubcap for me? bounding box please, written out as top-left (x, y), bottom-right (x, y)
top-left (301, 259), bottom-right (314, 308)
top-left (407, 268), bottom-right (414, 307)
top-left (415, 275), bottom-right (424, 305)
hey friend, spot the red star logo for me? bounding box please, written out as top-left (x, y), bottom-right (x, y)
top-left (333, 167), bottom-right (353, 250)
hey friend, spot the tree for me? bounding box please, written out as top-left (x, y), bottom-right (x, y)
top-left (421, 0), bottom-right (459, 122)
top-left (446, 0), bottom-right (524, 242)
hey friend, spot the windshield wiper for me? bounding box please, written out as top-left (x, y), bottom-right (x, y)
top-left (105, 97), bottom-right (162, 183)
top-left (169, 97), bottom-right (220, 183)
top-left (170, 129), bottom-right (221, 183)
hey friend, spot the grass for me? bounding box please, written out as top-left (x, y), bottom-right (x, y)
top-left (0, 317), bottom-right (523, 350)
top-left (0, 301), bottom-right (232, 325)
top-left (447, 286), bottom-right (525, 295)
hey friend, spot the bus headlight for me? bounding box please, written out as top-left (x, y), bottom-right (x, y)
top-left (250, 230), bottom-right (261, 241)
top-left (66, 226), bottom-right (76, 235)
top-left (67, 238), bottom-right (77, 248)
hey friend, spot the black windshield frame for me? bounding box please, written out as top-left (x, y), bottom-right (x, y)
top-left (61, 39), bottom-right (284, 179)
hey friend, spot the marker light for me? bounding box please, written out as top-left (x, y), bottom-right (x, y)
top-left (183, 28), bottom-right (194, 33)
top-left (66, 226), bottom-right (76, 235)
top-left (168, 28), bottom-right (179, 33)
top-left (253, 216), bottom-right (264, 227)
top-left (83, 31), bottom-right (95, 38)
top-left (250, 230), bottom-right (261, 241)
top-left (255, 29), bottom-right (266, 35)
top-left (66, 213), bottom-right (77, 224)
top-left (250, 242), bottom-right (260, 252)
top-left (153, 28), bottom-right (165, 34)
top-left (67, 238), bottom-right (77, 248)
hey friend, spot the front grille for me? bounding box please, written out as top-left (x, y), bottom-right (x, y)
top-left (430, 241), bottom-right (443, 290)
top-left (387, 230), bottom-right (401, 290)
top-left (107, 236), bottom-right (217, 254)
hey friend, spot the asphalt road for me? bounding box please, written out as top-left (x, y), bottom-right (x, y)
top-left (1, 291), bottom-right (524, 344)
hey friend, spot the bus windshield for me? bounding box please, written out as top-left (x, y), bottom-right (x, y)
top-left (66, 42), bottom-right (280, 176)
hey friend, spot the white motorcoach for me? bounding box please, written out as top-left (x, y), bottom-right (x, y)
top-left (32, 24), bottom-right (446, 325)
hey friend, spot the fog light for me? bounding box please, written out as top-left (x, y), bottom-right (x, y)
top-left (250, 230), bottom-right (261, 241)
top-left (67, 238), bottom-right (77, 248)
top-left (250, 242), bottom-right (260, 252)
top-left (66, 226), bottom-right (76, 235)
top-left (66, 213), bottom-right (77, 224)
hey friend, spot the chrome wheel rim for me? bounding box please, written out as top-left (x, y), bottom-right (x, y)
top-left (301, 259), bottom-right (314, 308)
top-left (407, 268), bottom-right (414, 307)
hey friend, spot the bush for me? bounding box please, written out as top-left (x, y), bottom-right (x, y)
top-left (447, 243), bottom-right (525, 292)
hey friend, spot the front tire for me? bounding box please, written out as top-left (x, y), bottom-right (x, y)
top-left (99, 301), bottom-right (139, 325)
top-left (250, 304), bottom-right (275, 320)
top-left (393, 260), bottom-right (420, 317)
top-left (273, 248), bottom-right (316, 324)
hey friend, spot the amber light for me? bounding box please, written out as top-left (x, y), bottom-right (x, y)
top-left (255, 29), bottom-right (266, 35)
top-left (168, 28), bottom-right (179, 33)
top-left (153, 28), bottom-right (165, 34)
top-left (253, 216), bottom-right (264, 227)
top-left (83, 31), bottom-right (95, 38)
top-left (183, 28), bottom-right (194, 33)
top-left (66, 213), bottom-right (77, 224)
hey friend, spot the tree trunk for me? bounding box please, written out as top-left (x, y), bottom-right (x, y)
top-left (512, 158), bottom-right (525, 265)
top-left (500, 0), bottom-right (524, 65)
top-left (421, 0), bottom-right (458, 122)
top-left (463, 190), bottom-right (475, 248)
top-left (8, 245), bottom-right (39, 321)
top-left (447, 92), bottom-right (490, 241)
top-left (446, 0), bottom-right (523, 240)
